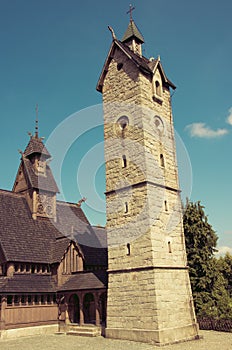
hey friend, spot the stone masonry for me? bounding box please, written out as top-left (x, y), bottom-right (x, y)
top-left (98, 22), bottom-right (199, 346)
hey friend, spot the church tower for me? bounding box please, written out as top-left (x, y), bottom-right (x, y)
top-left (97, 14), bottom-right (199, 346)
top-left (13, 113), bottom-right (59, 221)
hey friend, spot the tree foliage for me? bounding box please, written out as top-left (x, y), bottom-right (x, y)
top-left (183, 200), bottom-right (232, 319)
top-left (217, 252), bottom-right (232, 298)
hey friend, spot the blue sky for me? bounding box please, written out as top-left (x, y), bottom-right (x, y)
top-left (0, 0), bottom-right (231, 254)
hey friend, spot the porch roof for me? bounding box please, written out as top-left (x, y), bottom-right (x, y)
top-left (58, 270), bottom-right (107, 292)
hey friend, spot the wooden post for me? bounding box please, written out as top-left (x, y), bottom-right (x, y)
top-left (0, 297), bottom-right (6, 331)
top-left (79, 294), bottom-right (84, 326)
top-left (95, 293), bottom-right (100, 327)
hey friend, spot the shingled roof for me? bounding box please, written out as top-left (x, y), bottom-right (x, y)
top-left (122, 20), bottom-right (144, 43)
top-left (24, 136), bottom-right (51, 159)
top-left (58, 270), bottom-right (107, 292)
top-left (0, 190), bottom-right (107, 266)
top-left (0, 274), bottom-right (56, 293)
top-left (78, 226), bottom-right (107, 268)
top-left (22, 157), bottom-right (59, 193)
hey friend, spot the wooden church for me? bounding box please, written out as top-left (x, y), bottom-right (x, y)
top-left (0, 128), bottom-right (107, 338)
top-left (0, 14), bottom-right (199, 345)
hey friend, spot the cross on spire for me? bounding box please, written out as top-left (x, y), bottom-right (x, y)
top-left (127, 4), bottom-right (135, 21)
top-left (35, 104), bottom-right (39, 138)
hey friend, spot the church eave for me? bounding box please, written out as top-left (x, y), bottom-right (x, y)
top-left (96, 41), bottom-right (116, 92)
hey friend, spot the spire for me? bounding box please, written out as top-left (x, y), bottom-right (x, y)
top-left (35, 104), bottom-right (39, 138)
top-left (122, 20), bottom-right (144, 44)
top-left (24, 105), bottom-right (51, 159)
top-left (122, 5), bottom-right (144, 44)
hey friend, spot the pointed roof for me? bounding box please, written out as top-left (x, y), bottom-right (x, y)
top-left (24, 135), bottom-right (51, 159)
top-left (22, 157), bottom-right (59, 193)
top-left (13, 131), bottom-right (58, 193)
top-left (122, 20), bottom-right (144, 44)
top-left (23, 105), bottom-right (50, 158)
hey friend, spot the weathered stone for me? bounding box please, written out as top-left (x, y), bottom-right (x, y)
top-left (100, 24), bottom-right (199, 346)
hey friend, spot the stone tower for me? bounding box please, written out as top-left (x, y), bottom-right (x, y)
top-left (97, 18), bottom-right (199, 346)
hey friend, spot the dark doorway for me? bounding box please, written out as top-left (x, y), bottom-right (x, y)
top-left (68, 294), bottom-right (80, 324)
top-left (83, 293), bottom-right (95, 324)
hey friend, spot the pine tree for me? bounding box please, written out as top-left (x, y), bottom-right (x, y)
top-left (183, 200), bottom-right (232, 319)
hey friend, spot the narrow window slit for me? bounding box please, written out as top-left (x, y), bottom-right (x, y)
top-left (122, 155), bottom-right (127, 168)
top-left (124, 202), bottom-right (129, 214)
top-left (160, 154), bottom-right (165, 167)
top-left (127, 243), bottom-right (131, 256)
top-left (164, 200), bottom-right (168, 212)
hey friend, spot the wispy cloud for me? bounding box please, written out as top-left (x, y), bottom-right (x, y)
top-left (215, 246), bottom-right (232, 257)
top-left (185, 122), bottom-right (228, 138)
top-left (226, 107), bottom-right (232, 125)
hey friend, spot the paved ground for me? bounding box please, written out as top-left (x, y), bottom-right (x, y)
top-left (0, 331), bottom-right (232, 350)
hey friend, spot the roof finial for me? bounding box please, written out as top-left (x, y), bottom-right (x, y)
top-left (108, 26), bottom-right (116, 40)
top-left (35, 104), bottom-right (39, 138)
top-left (77, 197), bottom-right (87, 207)
top-left (127, 4), bottom-right (135, 21)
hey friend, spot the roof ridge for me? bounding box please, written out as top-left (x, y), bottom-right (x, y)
top-left (56, 200), bottom-right (78, 207)
top-left (0, 189), bottom-right (25, 198)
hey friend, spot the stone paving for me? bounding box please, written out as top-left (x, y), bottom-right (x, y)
top-left (0, 331), bottom-right (232, 350)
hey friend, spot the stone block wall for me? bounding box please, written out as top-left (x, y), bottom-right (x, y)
top-left (102, 42), bottom-right (198, 344)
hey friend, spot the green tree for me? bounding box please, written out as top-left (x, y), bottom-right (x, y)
top-left (183, 200), bottom-right (232, 319)
top-left (217, 252), bottom-right (232, 298)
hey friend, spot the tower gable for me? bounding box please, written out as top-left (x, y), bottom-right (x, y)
top-left (97, 39), bottom-right (175, 94)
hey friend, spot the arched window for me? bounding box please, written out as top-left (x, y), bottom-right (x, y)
top-left (155, 80), bottom-right (162, 96)
top-left (117, 116), bottom-right (129, 132)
